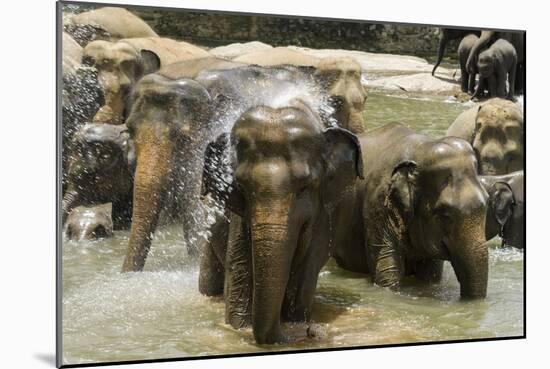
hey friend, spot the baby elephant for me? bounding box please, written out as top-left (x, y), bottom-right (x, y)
top-left (458, 34), bottom-right (479, 94)
top-left (473, 39), bottom-right (517, 100)
top-left (64, 205), bottom-right (113, 241)
top-left (480, 171), bottom-right (524, 249)
top-left (62, 123), bottom-right (135, 228)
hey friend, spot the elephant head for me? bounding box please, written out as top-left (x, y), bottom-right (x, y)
top-left (81, 40), bottom-right (161, 124)
top-left (477, 49), bottom-right (495, 80)
top-left (121, 74), bottom-right (214, 272)
top-left (63, 123), bottom-right (135, 225)
top-left (472, 99), bottom-right (524, 175)
top-left (388, 137), bottom-right (489, 298)
top-left (64, 206), bottom-right (114, 241)
top-left (315, 57), bottom-right (368, 134)
top-left (204, 101), bottom-right (363, 343)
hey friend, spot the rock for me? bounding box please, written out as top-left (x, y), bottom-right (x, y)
top-left (209, 41), bottom-right (273, 60)
top-left (287, 46), bottom-right (456, 76)
top-left (62, 32), bottom-right (83, 75)
top-left (367, 73), bottom-right (460, 93)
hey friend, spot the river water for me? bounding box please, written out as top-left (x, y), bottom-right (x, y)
top-left (61, 90), bottom-right (524, 365)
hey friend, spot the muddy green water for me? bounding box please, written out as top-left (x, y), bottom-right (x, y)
top-left (61, 91), bottom-right (524, 365)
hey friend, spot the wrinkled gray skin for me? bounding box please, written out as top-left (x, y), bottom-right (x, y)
top-left (480, 171), bottom-right (524, 249)
top-left (458, 34), bottom-right (479, 94)
top-left (62, 123), bottom-right (135, 229)
top-left (473, 39), bottom-right (517, 100)
top-left (201, 101), bottom-right (363, 344)
top-left (333, 123), bottom-right (490, 299)
top-left (64, 205), bottom-right (113, 241)
top-left (466, 31), bottom-right (524, 95)
top-left (447, 98), bottom-right (523, 175)
top-left (432, 28), bottom-right (481, 76)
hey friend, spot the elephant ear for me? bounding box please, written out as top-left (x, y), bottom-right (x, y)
top-left (201, 132), bottom-right (245, 216)
top-left (384, 160), bottom-right (418, 224)
top-left (321, 127), bottom-right (364, 207)
top-left (490, 181), bottom-right (515, 230)
top-left (139, 49), bottom-right (161, 76)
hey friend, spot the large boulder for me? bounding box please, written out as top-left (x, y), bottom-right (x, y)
top-left (209, 41), bottom-right (273, 60)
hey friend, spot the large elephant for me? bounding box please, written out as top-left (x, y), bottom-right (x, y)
top-left (235, 47), bottom-right (368, 134)
top-left (480, 171), bottom-right (524, 249)
top-left (446, 98), bottom-right (523, 175)
top-left (200, 100), bottom-right (363, 344)
top-left (458, 34), bottom-right (479, 94)
top-left (62, 123), bottom-right (135, 228)
top-left (82, 37), bottom-right (210, 125)
top-left (333, 123), bottom-right (490, 299)
top-left (64, 205), bottom-right (113, 241)
top-left (465, 31), bottom-right (525, 94)
top-left (65, 6), bottom-right (158, 46)
top-left (473, 39), bottom-right (517, 100)
top-left (120, 57), bottom-right (245, 271)
top-left (432, 28), bottom-right (481, 76)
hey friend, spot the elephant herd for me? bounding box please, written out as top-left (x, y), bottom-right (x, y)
top-left (61, 7), bottom-right (525, 345)
top-left (432, 28), bottom-right (524, 100)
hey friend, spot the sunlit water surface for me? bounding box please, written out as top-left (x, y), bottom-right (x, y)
top-left (62, 89), bottom-right (524, 365)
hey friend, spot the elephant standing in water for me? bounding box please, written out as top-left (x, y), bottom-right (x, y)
top-left (81, 37), bottom-right (210, 125)
top-left (446, 98), bottom-right (523, 175)
top-left (234, 47), bottom-right (368, 134)
top-left (473, 39), bottom-right (517, 100)
top-left (480, 171), bottom-right (524, 249)
top-left (64, 205), bottom-right (113, 241)
top-left (201, 101), bottom-right (363, 344)
top-left (458, 34), bottom-right (479, 94)
top-left (62, 123), bottom-right (135, 228)
top-left (64, 6), bottom-right (159, 46)
top-left (332, 123), bottom-right (490, 299)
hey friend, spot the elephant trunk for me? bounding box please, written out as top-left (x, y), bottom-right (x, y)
top-left (448, 209), bottom-right (489, 299)
top-left (62, 190), bottom-right (81, 225)
top-left (121, 127), bottom-right (173, 272)
top-left (432, 34), bottom-right (447, 76)
top-left (250, 202), bottom-right (295, 344)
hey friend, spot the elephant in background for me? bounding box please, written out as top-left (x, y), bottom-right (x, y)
top-left (480, 171), bottom-right (524, 249)
top-left (432, 28), bottom-right (481, 76)
top-left (62, 123), bottom-right (135, 228)
top-left (473, 39), bottom-right (517, 100)
top-left (333, 123), bottom-right (490, 299)
top-left (82, 37), bottom-right (210, 125)
top-left (64, 6), bottom-right (158, 46)
top-left (200, 101), bottom-right (363, 344)
top-left (234, 47), bottom-right (368, 134)
top-left (446, 98), bottom-right (523, 175)
top-left (64, 205), bottom-right (113, 241)
top-left (458, 34), bottom-right (479, 94)
top-left (465, 31), bottom-right (524, 94)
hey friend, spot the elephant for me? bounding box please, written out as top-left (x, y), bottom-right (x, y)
top-left (446, 98), bottom-right (523, 175)
top-left (64, 205), bottom-right (113, 241)
top-left (472, 39), bottom-right (517, 100)
top-left (465, 31), bottom-right (525, 94)
top-left (432, 28), bottom-right (481, 76)
top-left (82, 37), bottom-right (210, 125)
top-left (234, 47), bottom-right (368, 134)
top-left (332, 123), bottom-right (490, 299)
top-left (458, 34), bottom-right (479, 94)
top-left (200, 100), bottom-right (363, 344)
top-left (64, 6), bottom-right (158, 46)
top-left (62, 123), bottom-right (135, 229)
top-left (480, 171), bottom-right (524, 249)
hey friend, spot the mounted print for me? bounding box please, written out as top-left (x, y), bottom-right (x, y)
top-left (57, 1), bottom-right (525, 367)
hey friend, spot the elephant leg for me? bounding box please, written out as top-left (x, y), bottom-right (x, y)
top-left (282, 258), bottom-right (321, 323)
top-left (112, 196), bottom-right (133, 230)
top-left (487, 75), bottom-right (498, 97)
top-left (468, 73), bottom-right (476, 95)
top-left (472, 78), bottom-right (485, 99)
top-left (414, 259), bottom-right (444, 284)
top-left (198, 211), bottom-right (229, 296)
top-left (366, 223), bottom-right (404, 290)
top-left (224, 213), bottom-right (253, 329)
top-left (460, 70), bottom-right (469, 93)
top-left (507, 62), bottom-right (517, 100)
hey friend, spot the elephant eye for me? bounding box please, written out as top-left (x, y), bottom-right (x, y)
top-left (82, 55), bottom-right (95, 67)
